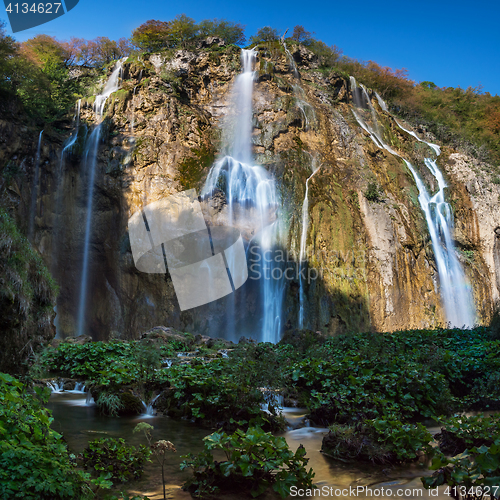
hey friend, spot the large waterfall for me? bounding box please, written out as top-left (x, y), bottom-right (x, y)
top-left (76, 61), bottom-right (123, 337)
top-left (202, 49), bottom-right (285, 343)
top-left (350, 78), bottom-right (475, 327)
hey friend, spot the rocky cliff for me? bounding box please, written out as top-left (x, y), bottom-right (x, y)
top-left (1, 40), bottom-right (499, 340)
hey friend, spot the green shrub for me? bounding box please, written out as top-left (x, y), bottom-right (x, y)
top-left (81, 438), bottom-right (152, 484)
top-left (0, 373), bottom-right (87, 499)
top-left (0, 210), bottom-right (58, 374)
top-left (154, 360), bottom-right (283, 431)
top-left (289, 357), bottom-right (453, 425)
top-left (436, 414), bottom-right (500, 455)
top-left (180, 426), bottom-right (315, 498)
top-left (322, 419), bottom-right (433, 464)
top-left (364, 181), bottom-right (382, 202)
top-left (422, 442), bottom-right (500, 500)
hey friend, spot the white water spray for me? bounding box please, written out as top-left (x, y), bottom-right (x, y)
top-left (298, 159), bottom-right (320, 329)
top-left (202, 49), bottom-right (285, 343)
top-left (351, 78), bottom-right (475, 327)
top-left (76, 61), bottom-right (124, 337)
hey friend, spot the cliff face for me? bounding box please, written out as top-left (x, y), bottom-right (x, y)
top-left (2, 41), bottom-right (499, 340)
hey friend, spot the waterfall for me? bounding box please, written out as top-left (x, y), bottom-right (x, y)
top-left (282, 41), bottom-right (316, 130)
top-left (375, 91), bottom-right (388, 112)
top-left (202, 49), bottom-right (285, 343)
top-left (47, 380), bottom-right (64, 393)
top-left (298, 158), bottom-right (320, 329)
top-left (52, 100), bottom-right (82, 273)
top-left (351, 78), bottom-right (475, 327)
top-left (76, 61), bottom-right (124, 337)
top-left (28, 130), bottom-right (43, 241)
top-left (141, 394), bottom-right (160, 417)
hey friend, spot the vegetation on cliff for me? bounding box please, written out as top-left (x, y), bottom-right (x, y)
top-left (2, 14), bottom-right (498, 164)
top-left (0, 210), bottom-right (58, 374)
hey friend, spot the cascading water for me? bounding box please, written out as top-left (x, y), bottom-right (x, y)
top-left (202, 49), bottom-right (285, 343)
top-left (351, 80), bottom-right (475, 327)
top-left (51, 100), bottom-right (82, 273)
top-left (28, 130), bottom-right (43, 241)
top-left (402, 158), bottom-right (475, 326)
top-left (282, 41), bottom-right (316, 130)
top-left (298, 158), bottom-right (320, 329)
top-left (141, 394), bottom-right (160, 417)
top-left (76, 61), bottom-right (124, 337)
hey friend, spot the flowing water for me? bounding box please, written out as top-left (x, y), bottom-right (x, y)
top-left (298, 158), bottom-right (320, 329)
top-left (202, 49), bottom-right (285, 343)
top-left (28, 130), bottom-right (43, 241)
top-left (76, 61), bottom-right (124, 337)
top-left (47, 392), bottom-right (450, 500)
top-left (51, 99), bottom-right (82, 273)
top-left (350, 78), bottom-right (475, 327)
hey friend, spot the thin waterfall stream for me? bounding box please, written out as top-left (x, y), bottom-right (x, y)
top-left (28, 130), bottom-right (43, 241)
top-left (350, 77), bottom-right (475, 327)
top-left (298, 158), bottom-right (320, 329)
top-left (76, 61), bottom-right (124, 337)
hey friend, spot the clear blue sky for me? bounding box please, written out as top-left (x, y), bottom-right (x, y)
top-left (4, 0), bottom-right (500, 96)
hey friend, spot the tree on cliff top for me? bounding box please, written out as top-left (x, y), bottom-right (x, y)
top-left (169, 14), bottom-right (198, 48)
top-left (291, 25), bottom-right (314, 45)
top-left (131, 19), bottom-right (173, 52)
top-left (250, 26), bottom-right (280, 44)
top-left (0, 20), bottom-right (18, 94)
top-left (198, 18), bottom-right (246, 45)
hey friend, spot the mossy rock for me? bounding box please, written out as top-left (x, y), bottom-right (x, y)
top-left (119, 391), bottom-right (143, 416)
top-left (279, 329), bottom-right (327, 352)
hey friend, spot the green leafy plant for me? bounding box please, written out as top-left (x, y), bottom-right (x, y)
top-left (81, 437), bottom-right (152, 484)
top-left (322, 419), bottom-right (433, 464)
top-left (364, 181), bottom-right (383, 202)
top-left (436, 414), bottom-right (500, 455)
top-left (180, 426), bottom-right (315, 498)
top-left (0, 373), bottom-right (87, 499)
top-left (422, 442), bottom-right (500, 500)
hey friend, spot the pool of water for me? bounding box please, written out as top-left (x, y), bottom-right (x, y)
top-left (47, 393), bottom-right (451, 499)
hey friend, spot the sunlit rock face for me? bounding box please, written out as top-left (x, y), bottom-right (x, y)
top-left (2, 42), bottom-right (499, 341)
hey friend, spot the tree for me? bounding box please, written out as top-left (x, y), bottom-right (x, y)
top-left (198, 18), bottom-right (246, 45)
top-left (131, 19), bottom-right (172, 52)
top-left (291, 25), bottom-right (314, 44)
top-left (20, 34), bottom-right (70, 68)
top-left (169, 14), bottom-right (198, 48)
top-left (420, 81), bottom-right (437, 89)
top-left (0, 20), bottom-right (18, 93)
top-left (250, 26), bottom-right (279, 44)
top-left (87, 36), bottom-right (122, 67)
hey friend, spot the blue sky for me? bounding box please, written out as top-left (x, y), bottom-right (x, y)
top-left (5, 0), bottom-right (500, 96)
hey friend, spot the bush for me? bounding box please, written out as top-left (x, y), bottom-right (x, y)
top-left (0, 373), bottom-right (86, 499)
top-left (436, 414), bottom-right (500, 455)
top-left (0, 210), bottom-right (58, 374)
top-left (365, 181), bottom-right (382, 202)
top-left (289, 357), bottom-right (454, 425)
top-left (322, 419), bottom-right (433, 464)
top-left (81, 438), bottom-right (152, 484)
top-left (422, 442), bottom-right (500, 500)
top-left (180, 426), bottom-right (315, 498)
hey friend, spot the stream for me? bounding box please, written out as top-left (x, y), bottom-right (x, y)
top-left (47, 393), bottom-right (452, 499)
